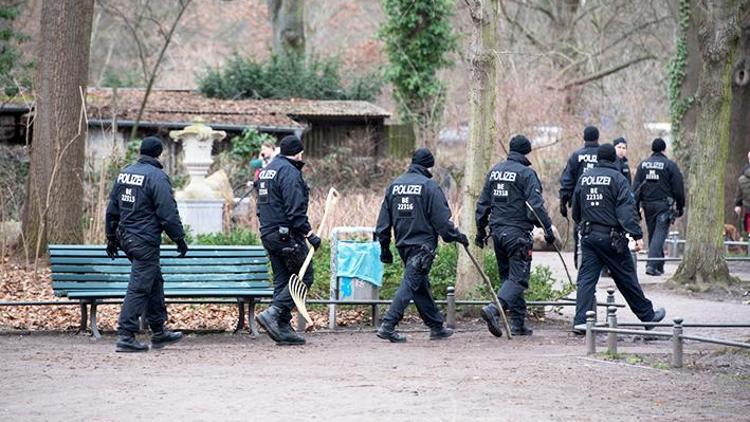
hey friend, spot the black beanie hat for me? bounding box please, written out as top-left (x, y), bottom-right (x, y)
top-left (597, 144), bottom-right (616, 162)
top-left (613, 137), bottom-right (627, 147)
top-left (411, 148), bottom-right (435, 168)
top-left (140, 136), bottom-right (164, 158)
top-left (583, 126), bottom-right (599, 142)
top-left (280, 135), bottom-right (304, 156)
top-left (652, 138), bottom-right (667, 152)
top-left (509, 135), bottom-right (532, 155)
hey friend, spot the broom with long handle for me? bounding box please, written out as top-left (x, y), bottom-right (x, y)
top-left (289, 187), bottom-right (340, 325)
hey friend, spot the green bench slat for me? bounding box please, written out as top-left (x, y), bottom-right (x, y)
top-left (52, 273), bottom-right (269, 282)
top-left (49, 250), bottom-right (265, 258)
top-left (53, 281), bottom-right (270, 290)
top-left (67, 289), bottom-right (274, 299)
top-left (49, 257), bottom-right (267, 266)
top-left (50, 264), bottom-right (268, 274)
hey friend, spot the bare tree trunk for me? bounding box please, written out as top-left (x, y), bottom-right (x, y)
top-left (455, 0), bottom-right (498, 297)
top-left (724, 16), bottom-right (750, 225)
top-left (22, 0), bottom-right (94, 254)
top-left (266, 0), bottom-right (305, 57)
top-left (672, 0), bottom-right (746, 286)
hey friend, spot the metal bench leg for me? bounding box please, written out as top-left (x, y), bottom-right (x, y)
top-left (78, 300), bottom-right (89, 335)
top-left (248, 297), bottom-right (259, 337)
top-left (90, 301), bottom-right (101, 340)
top-left (234, 298), bottom-right (246, 334)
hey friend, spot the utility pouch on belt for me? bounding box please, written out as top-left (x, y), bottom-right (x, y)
top-left (278, 226), bottom-right (290, 242)
top-left (580, 221), bottom-right (592, 236)
top-left (610, 229), bottom-right (628, 254)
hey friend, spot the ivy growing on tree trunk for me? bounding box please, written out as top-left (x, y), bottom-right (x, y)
top-left (380, 0), bottom-right (457, 152)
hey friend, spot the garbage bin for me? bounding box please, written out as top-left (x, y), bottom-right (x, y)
top-left (329, 227), bottom-right (384, 329)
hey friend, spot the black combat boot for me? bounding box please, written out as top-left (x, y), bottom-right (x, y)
top-left (644, 307), bottom-right (666, 331)
top-left (376, 323), bottom-right (406, 343)
top-left (256, 305), bottom-right (284, 342)
top-left (277, 313), bottom-right (306, 346)
top-left (116, 334), bottom-right (149, 353)
top-left (151, 330), bottom-right (184, 349)
top-left (510, 320), bottom-right (533, 336)
top-left (480, 304), bottom-right (503, 338)
top-left (429, 326), bottom-right (453, 340)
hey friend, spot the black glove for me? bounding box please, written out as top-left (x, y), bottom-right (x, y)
top-left (380, 243), bottom-right (394, 264)
top-left (544, 228), bottom-right (556, 246)
top-left (306, 233), bottom-right (322, 250)
top-left (457, 232), bottom-right (469, 247)
top-left (559, 198), bottom-right (568, 218)
top-left (106, 238), bottom-right (118, 260)
top-left (176, 239), bottom-right (189, 258)
top-left (475, 231), bottom-right (487, 248)
top-left (676, 208), bottom-right (684, 218)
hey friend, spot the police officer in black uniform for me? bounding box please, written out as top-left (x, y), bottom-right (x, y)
top-left (255, 135), bottom-right (321, 346)
top-left (475, 135), bottom-right (555, 337)
top-left (613, 137), bottom-right (631, 185)
top-left (559, 126), bottom-right (600, 268)
top-left (105, 136), bottom-right (188, 353)
top-left (375, 148), bottom-right (468, 343)
top-left (633, 138), bottom-right (685, 276)
top-left (571, 144), bottom-right (665, 331)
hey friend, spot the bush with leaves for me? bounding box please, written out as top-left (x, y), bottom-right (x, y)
top-left (198, 52), bottom-right (382, 101)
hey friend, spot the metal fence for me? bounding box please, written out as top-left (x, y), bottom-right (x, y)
top-left (580, 308), bottom-right (750, 368)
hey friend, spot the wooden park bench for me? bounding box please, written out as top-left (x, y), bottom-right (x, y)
top-left (49, 244), bottom-right (273, 339)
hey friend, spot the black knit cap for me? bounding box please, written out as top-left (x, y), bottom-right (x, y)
top-left (597, 144), bottom-right (616, 162)
top-left (140, 136), bottom-right (164, 158)
top-left (509, 135), bottom-right (532, 155)
top-left (652, 138), bottom-right (667, 152)
top-left (280, 135), bottom-right (304, 156)
top-left (613, 137), bottom-right (627, 147)
top-left (411, 148), bottom-right (435, 168)
top-left (583, 126), bottom-right (599, 142)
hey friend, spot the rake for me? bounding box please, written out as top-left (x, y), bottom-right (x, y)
top-left (289, 187), bottom-right (340, 325)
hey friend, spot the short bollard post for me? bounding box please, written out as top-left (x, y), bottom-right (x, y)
top-left (446, 286), bottom-right (456, 329)
top-left (607, 306), bottom-right (618, 354)
top-left (672, 317), bottom-right (684, 368)
top-left (606, 287), bottom-right (616, 307)
top-left (586, 311), bottom-right (596, 355)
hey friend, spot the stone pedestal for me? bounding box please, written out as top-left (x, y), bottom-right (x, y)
top-left (170, 122), bottom-right (227, 235)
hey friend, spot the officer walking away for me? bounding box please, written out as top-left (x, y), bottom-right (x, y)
top-left (105, 136), bottom-right (188, 353)
top-left (559, 126), bottom-right (600, 268)
top-left (633, 138), bottom-right (685, 276)
top-left (255, 135), bottom-right (321, 346)
top-left (475, 135), bottom-right (555, 337)
top-left (734, 150), bottom-right (750, 234)
top-left (613, 137), bottom-right (631, 185)
top-left (571, 144), bottom-right (665, 333)
top-left (375, 148), bottom-right (469, 343)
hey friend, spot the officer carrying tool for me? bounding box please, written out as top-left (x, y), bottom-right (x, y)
top-left (462, 244), bottom-right (513, 339)
top-left (289, 187), bottom-right (339, 325)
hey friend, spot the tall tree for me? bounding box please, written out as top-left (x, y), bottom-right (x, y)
top-left (455, 0), bottom-right (498, 297)
top-left (266, 0), bottom-right (305, 57)
top-left (23, 0), bottom-right (94, 255)
top-left (380, 0), bottom-right (457, 152)
top-left (671, 0), bottom-right (749, 285)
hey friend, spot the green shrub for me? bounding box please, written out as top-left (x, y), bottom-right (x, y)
top-left (194, 228), bottom-right (260, 246)
top-left (198, 52), bottom-right (382, 101)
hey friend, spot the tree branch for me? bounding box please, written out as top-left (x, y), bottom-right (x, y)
top-left (557, 55), bottom-right (655, 90)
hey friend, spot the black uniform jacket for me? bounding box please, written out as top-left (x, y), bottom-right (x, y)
top-left (617, 157), bottom-right (632, 185)
top-left (559, 141), bottom-right (599, 202)
top-left (256, 155), bottom-right (313, 238)
top-left (376, 164), bottom-right (462, 250)
top-left (105, 155), bottom-right (185, 246)
top-left (475, 151), bottom-right (552, 233)
top-left (632, 152), bottom-right (685, 212)
top-left (572, 161), bottom-right (643, 240)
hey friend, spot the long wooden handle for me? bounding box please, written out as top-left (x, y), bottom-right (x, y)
top-left (296, 188), bottom-right (339, 278)
top-left (462, 244), bottom-right (513, 339)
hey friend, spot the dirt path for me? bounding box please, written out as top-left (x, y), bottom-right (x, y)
top-left (0, 324), bottom-right (748, 422)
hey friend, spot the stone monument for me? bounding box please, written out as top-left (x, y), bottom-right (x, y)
top-left (170, 121), bottom-right (227, 235)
